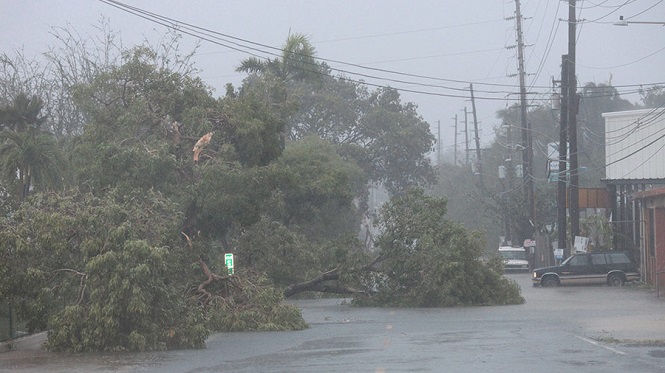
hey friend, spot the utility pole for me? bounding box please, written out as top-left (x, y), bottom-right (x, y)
top-left (464, 107), bottom-right (470, 165)
top-left (515, 0), bottom-right (536, 236)
top-left (470, 84), bottom-right (483, 187)
top-left (504, 121), bottom-right (515, 243)
top-left (568, 0), bottom-right (580, 247)
top-left (558, 55), bottom-right (570, 259)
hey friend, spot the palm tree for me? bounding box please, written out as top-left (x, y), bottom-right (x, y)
top-left (236, 33), bottom-right (322, 82)
top-left (0, 93), bottom-right (47, 132)
top-left (235, 34), bottom-right (323, 149)
top-left (0, 94), bottom-right (65, 202)
top-left (0, 130), bottom-right (64, 200)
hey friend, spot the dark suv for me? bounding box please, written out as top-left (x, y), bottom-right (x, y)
top-left (532, 251), bottom-right (639, 287)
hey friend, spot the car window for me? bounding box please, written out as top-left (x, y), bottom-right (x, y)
top-left (499, 251), bottom-right (526, 260)
top-left (608, 253), bottom-right (630, 264)
top-left (569, 255), bottom-right (588, 267)
top-left (590, 253), bottom-right (607, 265)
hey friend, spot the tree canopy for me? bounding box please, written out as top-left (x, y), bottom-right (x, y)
top-left (354, 189), bottom-right (523, 307)
top-left (1, 28), bottom-right (526, 352)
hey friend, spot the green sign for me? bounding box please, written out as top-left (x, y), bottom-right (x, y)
top-left (224, 253), bottom-right (234, 275)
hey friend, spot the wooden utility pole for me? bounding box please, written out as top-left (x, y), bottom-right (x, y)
top-left (464, 107), bottom-right (470, 165)
top-left (568, 0), bottom-right (580, 247)
top-left (557, 0), bottom-right (579, 259)
top-left (558, 55), bottom-right (570, 258)
top-left (470, 84), bottom-right (483, 187)
top-left (515, 0), bottom-right (536, 235)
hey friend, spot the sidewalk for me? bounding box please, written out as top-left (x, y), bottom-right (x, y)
top-left (1, 332), bottom-right (47, 353)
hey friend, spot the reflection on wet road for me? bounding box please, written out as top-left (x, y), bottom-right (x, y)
top-left (2, 273), bottom-right (665, 372)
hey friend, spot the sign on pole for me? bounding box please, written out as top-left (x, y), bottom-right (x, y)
top-left (224, 253), bottom-right (234, 275)
top-left (554, 248), bottom-right (564, 260)
top-left (574, 236), bottom-right (589, 253)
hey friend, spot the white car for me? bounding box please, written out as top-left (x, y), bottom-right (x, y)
top-left (498, 246), bottom-right (529, 272)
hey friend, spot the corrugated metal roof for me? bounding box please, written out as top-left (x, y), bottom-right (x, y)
top-left (603, 108), bottom-right (665, 180)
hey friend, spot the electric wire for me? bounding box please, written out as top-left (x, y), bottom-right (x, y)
top-left (99, 0), bottom-right (538, 100)
top-left (99, 0), bottom-right (665, 185)
top-left (576, 45), bottom-right (665, 70)
top-left (99, 0), bottom-right (663, 102)
top-left (543, 107), bottom-right (665, 187)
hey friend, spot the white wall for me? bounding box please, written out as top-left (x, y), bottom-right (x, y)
top-left (603, 108), bottom-right (665, 180)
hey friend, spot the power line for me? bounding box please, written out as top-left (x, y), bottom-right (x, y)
top-left (97, 0), bottom-right (664, 103)
top-left (99, 0), bottom-right (532, 101)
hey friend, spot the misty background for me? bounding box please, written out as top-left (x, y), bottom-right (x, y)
top-left (2, 0), bottom-right (663, 158)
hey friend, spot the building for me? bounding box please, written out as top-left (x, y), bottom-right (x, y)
top-left (634, 187), bottom-right (665, 286)
top-left (603, 108), bottom-right (665, 284)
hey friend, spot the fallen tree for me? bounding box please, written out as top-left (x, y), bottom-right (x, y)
top-left (284, 267), bottom-right (361, 298)
top-left (281, 189), bottom-right (524, 307)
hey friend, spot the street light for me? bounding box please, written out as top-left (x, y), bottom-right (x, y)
top-left (614, 16), bottom-right (665, 26)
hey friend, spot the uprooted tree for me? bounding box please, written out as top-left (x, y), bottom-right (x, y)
top-left (282, 189), bottom-right (524, 307)
top-left (0, 189), bottom-right (307, 352)
top-left (0, 39), bottom-right (311, 352)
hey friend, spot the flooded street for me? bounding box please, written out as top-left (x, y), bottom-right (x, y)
top-left (2, 273), bottom-right (665, 372)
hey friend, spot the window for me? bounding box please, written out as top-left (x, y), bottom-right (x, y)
top-left (608, 253), bottom-right (630, 264)
top-left (570, 255), bottom-right (588, 267)
top-left (591, 253), bottom-right (607, 265)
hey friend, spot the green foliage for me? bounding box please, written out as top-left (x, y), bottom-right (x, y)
top-left (580, 214), bottom-right (614, 251)
top-left (0, 94), bottom-right (66, 203)
top-left (355, 189), bottom-right (524, 307)
top-left (236, 33), bottom-right (324, 84)
top-left (207, 273), bottom-right (307, 332)
top-left (1, 29), bottom-right (483, 353)
top-left (0, 93), bottom-right (47, 132)
top-left (639, 85), bottom-right (665, 108)
top-left (1, 31), bottom-right (325, 353)
top-left (0, 189), bottom-right (209, 352)
top-left (275, 136), bottom-right (365, 239)
top-left (219, 91), bottom-right (286, 167)
top-left (74, 141), bottom-right (181, 197)
top-left (45, 240), bottom-right (208, 352)
top-left (68, 46), bottom-right (214, 204)
top-left (234, 217), bottom-right (321, 286)
top-left (237, 34), bottom-right (435, 198)
top-left (234, 216), bottom-right (373, 297)
top-left (288, 81), bottom-right (436, 197)
top-left (195, 162), bottom-right (278, 239)
top-left (359, 88), bottom-right (436, 195)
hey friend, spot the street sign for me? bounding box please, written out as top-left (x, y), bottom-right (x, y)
top-left (554, 248), bottom-right (564, 260)
top-left (224, 253), bottom-right (234, 275)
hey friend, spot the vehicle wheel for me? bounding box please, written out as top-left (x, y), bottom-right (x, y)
top-left (608, 274), bottom-right (624, 287)
top-left (541, 276), bottom-right (559, 288)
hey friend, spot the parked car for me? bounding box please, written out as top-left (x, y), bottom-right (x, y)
top-left (532, 251), bottom-right (639, 287)
top-left (498, 246), bottom-right (529, 272)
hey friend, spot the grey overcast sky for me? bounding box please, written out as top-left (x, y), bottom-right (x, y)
top-left (1, 0), bottom-right (664, 153)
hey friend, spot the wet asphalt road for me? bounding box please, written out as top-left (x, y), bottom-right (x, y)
top-left (2, 273), bottom-right (665, 372)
